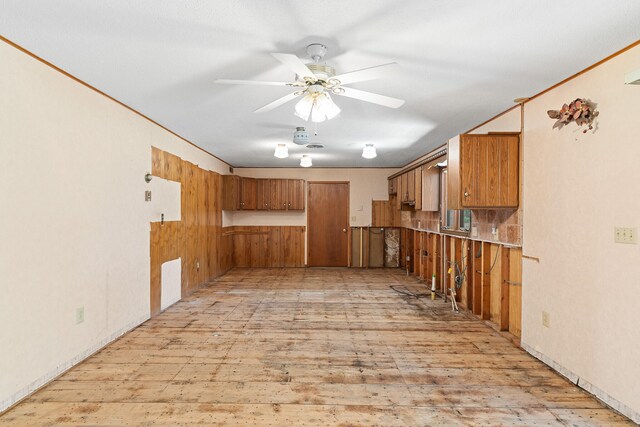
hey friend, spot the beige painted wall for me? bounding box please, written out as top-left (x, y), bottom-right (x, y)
top-left (522, 45), bottom-right (640, 419)
top-left (470, 107), bottom-right (521, 134)
top-left (0, 41), bottom-right (229, 411)
top-left (228, 168), bottom-right (397, 227)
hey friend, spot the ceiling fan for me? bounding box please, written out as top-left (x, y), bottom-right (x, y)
top-left (215, 43), bottom-right (405, 122)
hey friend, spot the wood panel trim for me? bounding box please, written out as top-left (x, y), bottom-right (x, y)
top-left (0, 35), bottom-right (232, 168)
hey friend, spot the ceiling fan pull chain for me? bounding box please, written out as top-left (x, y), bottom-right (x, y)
top-left (314, 121), bottom-right (318, 136)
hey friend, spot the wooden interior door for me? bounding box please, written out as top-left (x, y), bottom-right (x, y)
top-left (307, 182), bottom-right (349, 267)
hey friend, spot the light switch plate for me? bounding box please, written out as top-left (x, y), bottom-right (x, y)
top-left (145, 190), bottom-right (152, 202)
top-left (76, 307), bottom-right (84, 324)
top-left (542, 311), bottom-right (550, 328)
top-left (614, 227), bottom-right (637, 244)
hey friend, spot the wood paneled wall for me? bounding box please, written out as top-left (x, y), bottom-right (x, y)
top-left (226, 226), bottom-right (306, 268)
top-left (371, 198), bottom-right (401, 227)
top-left (150, 147), bottom-right (228, 316)
top-left (404, 229), bottom-right (522, 338)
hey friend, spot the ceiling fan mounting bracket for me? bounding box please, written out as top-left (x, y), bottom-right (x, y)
top-left (306, 43), bottom-right (327, 62)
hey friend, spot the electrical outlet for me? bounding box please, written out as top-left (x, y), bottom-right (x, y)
top-left (542, 311), bottom-right (550, 328)
top-left (351, 216), bottom-right (356, 222)
top-left (471, 226), bottom-right (478, 238)
top-left (491, 226), bottom-right (499, 241)
top-left (614, 227), bottom-right (637, 244)
top-left (76, 307), bottom-right (84, 324)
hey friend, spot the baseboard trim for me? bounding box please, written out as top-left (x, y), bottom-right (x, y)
top-left (522, 342), bottom-right (639, 424)
top-left (0, 313), bottom-right (150, 414)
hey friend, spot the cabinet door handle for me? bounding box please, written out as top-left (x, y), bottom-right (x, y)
top-left (464, 189), bottom-right (470, 198)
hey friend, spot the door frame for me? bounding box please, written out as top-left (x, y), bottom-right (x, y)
top-left (306, 181), bottom-right (350, 267)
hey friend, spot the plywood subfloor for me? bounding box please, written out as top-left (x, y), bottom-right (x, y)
top-left (1, 268), bottom-right (632, 426)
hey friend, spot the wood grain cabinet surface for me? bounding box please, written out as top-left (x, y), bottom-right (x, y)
top-left (448, 133), bottom-right (519, 209)
top-left (224, 177), bottom-right (305, 211)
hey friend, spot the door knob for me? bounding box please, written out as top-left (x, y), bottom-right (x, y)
top-left (342, 228), bottom-right (347, 232)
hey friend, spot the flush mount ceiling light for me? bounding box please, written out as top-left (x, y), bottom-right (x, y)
top-left (300, 154), bottom-right (312, 168)
top-left (215, 43), bottom-right (405, 123)
top-left (292, 127), bottom-right (309, 145)
top-left (274, 143), bottom-right (288, 159)
top-left (362, 143), bottom-right (377, 159)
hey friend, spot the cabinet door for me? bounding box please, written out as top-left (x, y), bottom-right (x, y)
top-left (406, 169), bottom-right (416, 203)
top-left (414, 166), bottom-right (422, 210)
top-left (395, 176), bottom-right (403, 210)
top-left (460, 133), bottom-right (519, 208)
top-left (460, 134), bottom-right (483, 207)
top-left (240, 178), bottom-right (257, 210)
top-left (287, 179), bottom-right (305, 210)
top-left (401, 173), bottom-right (409, 202)
top-left (257, 179), bottom-right (270, 210)
top-left (421, 166), bottom-right (439, 211)
top-left (270, 179), bottom-right (287, 210)
top-left (222, 175), bottom-right (241, 210)
top-left (388, 177), bottom-right (397, 195)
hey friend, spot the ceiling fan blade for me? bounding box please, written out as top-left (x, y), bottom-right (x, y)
top-left (332, 62), bottom-right (400, 85)
top-left (215, 79), bottom-right (290, 86)
top-left (254, 92), bottom-right (300, 113)
top-left (336, 87), bottom-right (405, 108)
top-left (271, 53), bottom-right (317, 81)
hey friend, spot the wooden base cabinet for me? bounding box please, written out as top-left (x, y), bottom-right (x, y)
top-left (447, 133), bottom-right (519, 209)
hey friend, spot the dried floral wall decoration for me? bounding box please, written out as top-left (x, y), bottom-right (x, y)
top-left (547, 98), bottom-right (599, 133)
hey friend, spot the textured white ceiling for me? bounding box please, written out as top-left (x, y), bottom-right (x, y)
top-left (2, 1), bottom-right (639, 167)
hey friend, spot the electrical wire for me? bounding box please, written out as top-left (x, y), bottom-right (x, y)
top-left (389, 285), bottom-right (430, 299)
top-left (486, 245), bottom-right (500, 274)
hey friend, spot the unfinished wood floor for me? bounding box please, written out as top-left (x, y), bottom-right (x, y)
top-left (1, 268), bottom-right (632, 426)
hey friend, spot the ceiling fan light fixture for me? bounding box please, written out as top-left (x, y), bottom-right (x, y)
top-left (274, 143), bottom-right (288, 159)
top-left (294, 95), bottom-right (313, 121)
top-left (293, 127), bottom-right (309, 145)
top-left (311, 93), bottom-right (341, 123)
top-left (362, 143), bottom-right (377, 159)
top-left (300, 154), bottom-right (312, 168)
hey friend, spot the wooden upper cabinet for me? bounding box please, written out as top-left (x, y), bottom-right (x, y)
top-left (388, 177), bottom-right (398, 195)
top-left (414, 166), bottom-right (422, 210)
top-left (287, 179), bottom-right (305, 210)
top-left (240, 178), bottom-right (257, 210)
top-left (222, 175), bottom-right (241, 211)
top-left (256, 179), bottom-right (270, 210)
top-left (406, 169), bottom-right (416, 203)
top-left (270, 179), bottom-right (288, 210)
top-left (421, 166), bottom-right (439, 211)
top-left (395, 175), bottom-right (403, 210)
top-left (448, 133), bottom-right (519, 208)
top-left (224, 176), bottom-right (305, 211)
